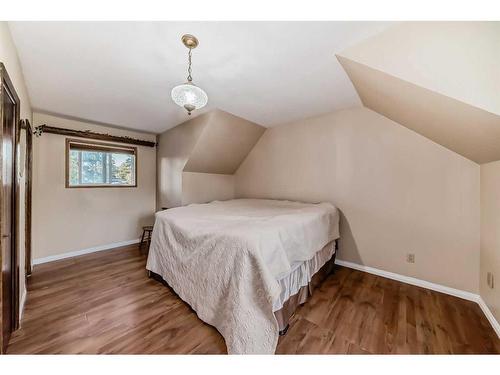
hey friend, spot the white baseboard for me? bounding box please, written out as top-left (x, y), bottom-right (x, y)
top-left (335, 259), bottom-right (478, 301)
top-left (29, 245), bottom-right (500, 339)
top-left (477, 297), bottom-right (500, 338)
top-left (335, 259), bottom-right (500, 338)
top-left (33, 238), bottom-right (140, 265)
top-left (19, 287), bottom-right (27, 324)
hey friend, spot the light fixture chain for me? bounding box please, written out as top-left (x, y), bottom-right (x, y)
top-left (172, 34), bottom-right (207, 116)
top-left (187, 48), bottom-right (193, 82)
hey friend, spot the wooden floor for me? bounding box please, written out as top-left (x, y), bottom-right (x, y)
top-left (7, 244), bottom-right (499, 354)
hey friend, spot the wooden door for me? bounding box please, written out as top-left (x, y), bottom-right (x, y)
top-left (0, 64), bottom-right (19, 354)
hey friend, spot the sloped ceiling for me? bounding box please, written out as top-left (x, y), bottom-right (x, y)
top-left (160, 109), bottom-right (265, 175)
top-left (156, 109), bottom-right (264, 207)
top-left (8, 21), bottom-right (392, 133)
top-left (184, 109), bottom-right (265, 174)
top-left (338, 57), bottom-right (500, 164)
top-left (338, 21), bottom-right (500, 164)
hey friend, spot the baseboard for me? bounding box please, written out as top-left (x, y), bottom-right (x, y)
top-left (19, 287), bottom-right (27, 324)
top-left (29, 245), bottom-right (500, 339)
top-left (335, 259), bottom-right (478, 301)
top-left (33, 238), bottom-right (141, 265)
top-left (335, 259), bottom-right (500, 338)
top-left (477, 297), bottom-right (500, 338)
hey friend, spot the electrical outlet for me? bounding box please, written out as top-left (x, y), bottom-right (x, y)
top-left (407, 253), bottom-right (415, 264)
top-left (487, 272), bottom-right (494, 289)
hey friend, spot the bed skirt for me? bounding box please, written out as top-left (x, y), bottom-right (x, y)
top-left (273, 248), bottom-right (336, 333)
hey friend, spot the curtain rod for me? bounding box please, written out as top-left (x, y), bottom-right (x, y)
top-left (34, 124), bottom-right (156, 147)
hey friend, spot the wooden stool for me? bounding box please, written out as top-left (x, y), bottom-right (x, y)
top-left (139, 225), bottom-right (153, 253)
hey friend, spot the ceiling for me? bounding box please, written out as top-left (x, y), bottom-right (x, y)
top-left (340, 22), bottom-right (500, 117)
top-left (8, 21), bottom-right (392, 134)
top-left (338, 21), bottom-right (500, 164)
top-left (183, 109), bottom-right (265, 174)
top-left (339, 56), bottom-right (500, 164)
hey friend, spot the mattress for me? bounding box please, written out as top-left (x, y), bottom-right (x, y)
top-left (153, 198), bottom-right (340, 280)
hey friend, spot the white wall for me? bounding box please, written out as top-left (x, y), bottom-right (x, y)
top-left (0, 22), bottom-right (33, 323)
top-left (235, 107), bottom-right (480, 293)
top-left (480, 161), bottom-right (500, 323)
top-left (32, 112), bottom-right (156, 260)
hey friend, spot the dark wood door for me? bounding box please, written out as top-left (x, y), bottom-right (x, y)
top-left (1, 78), bottom-right (16, 353)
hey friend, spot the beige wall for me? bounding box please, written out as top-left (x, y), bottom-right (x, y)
top-left (156, 113), bottom-right (210, 208)
top-left (340, 22), bottom-right (500, 116)
top-left (0, 22), bottom-right (32, 323)
top-left (480, 161), bottom-right (500, 322)
top-left (157, 109), bottom-right (262, 209)
top-left (338, 56), bottom-right (500, 164)
top-left (0, 23), bottom-right (31, 120)
top-left (235, 107), bottom-right (480, 293)
top-left (32, 112), bottom-right (156, 259)
top-left (184, 109), bottom-right (265, 174)
top-left (182, 172), bottom-right (235, 205)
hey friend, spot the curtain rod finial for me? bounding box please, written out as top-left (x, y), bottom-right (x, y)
top-left (34, 125), bottom-right (44, 137)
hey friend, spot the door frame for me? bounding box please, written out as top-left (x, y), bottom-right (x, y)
top-left (23, 119), bottom-right (32, 277)
top-left (0, 62), bottom-right (21, 353)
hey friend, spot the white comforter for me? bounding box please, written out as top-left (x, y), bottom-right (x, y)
top-left (146, 199), bottom-right (340, 354)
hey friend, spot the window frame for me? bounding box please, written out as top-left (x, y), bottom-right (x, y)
top-left (65, 138), bottom-right (138, 188)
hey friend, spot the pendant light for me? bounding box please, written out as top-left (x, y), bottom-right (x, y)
top-left (171, 34), bottom-right (208, 115)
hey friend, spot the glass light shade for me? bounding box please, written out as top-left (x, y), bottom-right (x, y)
top-left (171, 82), bottom-right (208, 114)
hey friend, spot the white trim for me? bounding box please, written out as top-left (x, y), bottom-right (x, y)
top-left (29, 245), bottom-right (500, 339)
top-left (19, 287), bottom-right (27, 324)
top-left (335, 259), bottom-right (500, 338)
top-left (33, 239), bottom-right (140, 265)
top-left (477, 297), bottom-right (500, 338)
top-left (335, 259), bottom-right (478, 301)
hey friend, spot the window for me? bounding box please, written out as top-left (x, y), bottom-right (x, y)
top-left (66, 139), bottom-right (137, 187)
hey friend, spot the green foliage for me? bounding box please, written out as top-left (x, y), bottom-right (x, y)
top-left (82, 151), bottom-right (105, 184)
top-left (112, 154), bottom-right (133, 184)
top-left (69, 150), bottom-right (134, 186)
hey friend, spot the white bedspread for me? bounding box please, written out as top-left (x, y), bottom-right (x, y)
top-left (146, 199), bottom-right (339, 354)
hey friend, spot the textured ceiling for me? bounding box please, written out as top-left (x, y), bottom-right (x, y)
top-left (8, 21), bottom-right (392, 133)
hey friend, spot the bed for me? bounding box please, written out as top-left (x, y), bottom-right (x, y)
top-left (146, 198), bottom-right (340, 354)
